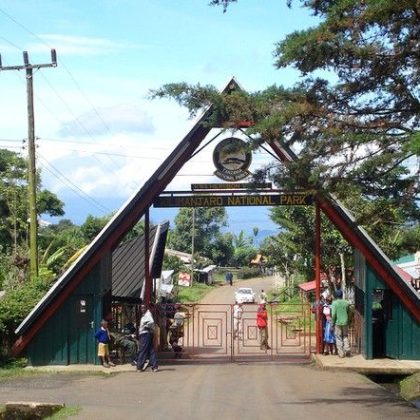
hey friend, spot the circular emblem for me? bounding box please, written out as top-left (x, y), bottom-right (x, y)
top-left (213, 138), bottom-right (252, 181)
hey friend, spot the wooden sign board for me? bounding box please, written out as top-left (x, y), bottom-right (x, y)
top-left (154, 193), bottom-right (313, 208)
top-left (191, 182), bottom-right (272, 191)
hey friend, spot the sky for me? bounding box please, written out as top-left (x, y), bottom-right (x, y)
top-left (0, 0), bottom-right (318, 233)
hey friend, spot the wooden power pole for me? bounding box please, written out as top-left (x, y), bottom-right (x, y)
top-left (0, 50), bottom-right (57, 280)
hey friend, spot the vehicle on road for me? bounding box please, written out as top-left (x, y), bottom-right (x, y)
top-left (234, 287), bottom-right (256, 304)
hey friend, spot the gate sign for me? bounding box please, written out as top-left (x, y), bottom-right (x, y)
top-left (154, 193), bottom-right (313, 208)
top-left (213, 138), bottom-right (252, 181)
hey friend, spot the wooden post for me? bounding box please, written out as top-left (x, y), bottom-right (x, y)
top-left (315, 203), bottom-right (322, 354)
top-left (144, 209), bottom-right (151, 305)
top-left (0, 50), bottom-right (57, 280)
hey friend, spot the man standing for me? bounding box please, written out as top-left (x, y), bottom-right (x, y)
top-left (259, 289), bottom-right (268, 304)
top-left (225, 271), bottom-right (233, 286)
top-left (331, 289), bottom-right (351, 358)
top-left (233, 301), bottom-right (243, 339)
top-left (257, 303), bottom-right (270, 350)
top-left (136, 304), bottom-right (159, 372)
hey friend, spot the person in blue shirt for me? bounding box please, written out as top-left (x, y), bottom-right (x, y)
top-left (94, 320), bottom-right (115, 368)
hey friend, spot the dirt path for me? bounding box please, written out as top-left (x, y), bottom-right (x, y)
top-left (200, 274), bottom-right (283, 304)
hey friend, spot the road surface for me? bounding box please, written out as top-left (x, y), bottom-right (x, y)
top-left (0, 364), bottom-right (417, 419)
top-left (1, 276), bottom-right (417, 419)
top-left (201, 274), bottom-right (282, 304)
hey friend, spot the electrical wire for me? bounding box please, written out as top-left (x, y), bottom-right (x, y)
top-left (0, 7), bottom-right (139, 191)
top-left (37, 153), bottom-right (111, 214)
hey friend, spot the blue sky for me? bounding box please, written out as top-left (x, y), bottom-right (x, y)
top-left (0, 1), bottom-right (318, 231)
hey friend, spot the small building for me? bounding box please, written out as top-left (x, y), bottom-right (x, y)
top-left (14, 222), bottom-right (168, 366)
top-left (353, 244), bottom-right (420, 360)
top-left (395, 252), bottom-right (420, 292)
top-left (195, 265), bottom-right (217, 285)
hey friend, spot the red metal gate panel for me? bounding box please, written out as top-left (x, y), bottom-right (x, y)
top-left (158, 302), bottom-right (314, 362)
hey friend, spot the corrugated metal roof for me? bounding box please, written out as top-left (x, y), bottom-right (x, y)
top-left (112, 222), bottom-right (168, 300)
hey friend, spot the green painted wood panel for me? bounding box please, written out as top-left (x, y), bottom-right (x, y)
top-left (27, 253), bottom-right (112, 365)
top-left (367, 265), bottom-right (420, 360)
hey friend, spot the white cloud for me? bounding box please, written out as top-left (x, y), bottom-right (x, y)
top-left (27, 34), bottom-right (150, 56)
top-left (58, 104), bottom-right (155, 137)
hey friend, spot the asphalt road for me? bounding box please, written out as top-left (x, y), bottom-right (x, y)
top-left (0, 363), bottom-right (418, 419)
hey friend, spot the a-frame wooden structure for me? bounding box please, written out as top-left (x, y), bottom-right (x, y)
top-left (13, 78), bottom-right (420, 360)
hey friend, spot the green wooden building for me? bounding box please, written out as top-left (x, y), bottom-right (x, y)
top-left (354, 251), bottom-right (420, 360)
top-left (16, 223), bottom-right (168, 366)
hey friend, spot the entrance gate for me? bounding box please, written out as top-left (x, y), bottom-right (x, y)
top-left (160, 302), bottom-right (314, 362)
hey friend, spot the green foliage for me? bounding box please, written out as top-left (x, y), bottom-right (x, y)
top-left (162, 254), bottom-right (185, 273)
top-left (38, 220), bottom-right (86, 275)
top-left (206, 232), bottom-right (234, 266)
top-left (46, 406), bottom-right (82, 419)
top-left (0, 277), bottom-right (55, 360)
top-left (80, 214), bottom-right (112, 242)
top-left (156, 0), bottom-right (419, 264)
top-left (168, 208), bottom-right (228, 263)
top-left (236, 267), bottom-right (261, 279)
top-left (176, 282), bottom-right (214, 303)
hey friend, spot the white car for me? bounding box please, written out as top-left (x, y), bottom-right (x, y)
top-left (235, 287), bottom-right (256, 304)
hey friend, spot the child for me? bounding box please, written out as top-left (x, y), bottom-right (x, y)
top-left (95, 320), bottom-right (115, 367)
top-left (322, 297), bottom-right (336, 355)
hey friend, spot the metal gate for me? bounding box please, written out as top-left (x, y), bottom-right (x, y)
top-left (158, 302), bottom-right (314, 362)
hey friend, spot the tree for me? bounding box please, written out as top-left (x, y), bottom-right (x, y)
top-left (151, 0), bottom-right (419, 258)
top-left (261, 206), bottom-right (352, 286)
top-left (0, 149), bottom-right (65, 285)
top-left (80, 214), bottom-right (111, 242)
top-left (230, 230), bottom-right (257, 267)
top-left (168, 208), bottom-right (228, 263)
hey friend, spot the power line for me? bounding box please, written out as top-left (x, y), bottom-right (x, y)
top-left (37, 153), bottom-right (111, 214)
top-left (0, 7), bottom-right (135, 188)
top-left (40, 137), bottom-right (174, 151)
top-left (0, 49), bottom-right (57, 279)
top-left (0, 7), bottom-right (110, 137)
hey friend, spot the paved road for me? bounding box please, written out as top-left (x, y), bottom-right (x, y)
top-left (0, 363), bottom-right (418, 419)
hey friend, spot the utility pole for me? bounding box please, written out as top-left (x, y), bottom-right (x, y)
top-left (0, 50), bottom-right (57, 280)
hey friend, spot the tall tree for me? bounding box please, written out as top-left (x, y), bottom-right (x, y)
top-left (168, 207), bottom-right (228, 262)
top-left (152, 0), bottom-right (419, 257)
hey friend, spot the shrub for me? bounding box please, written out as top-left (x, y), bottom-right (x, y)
top-left (0, 277), bottom-right (54, 361)
top-left (236, 267), bottom-right (261, 279)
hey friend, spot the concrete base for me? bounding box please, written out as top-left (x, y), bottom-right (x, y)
top-left (313, 353), bottom-right (420, 375)
top-left (3, 402), bottom-right (64, 419)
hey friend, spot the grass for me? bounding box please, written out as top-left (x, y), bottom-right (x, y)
top-left (46, 406), bottom-right (81, 419)
top-left (176, 282), bottom-right (214, 303)
top-left (0, 358), bottom-right (37, 380)
top-left (270, 295), bottom-right (315, 331)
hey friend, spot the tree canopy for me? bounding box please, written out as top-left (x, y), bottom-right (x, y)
top-left (151, 0), bottom-right (419, 258)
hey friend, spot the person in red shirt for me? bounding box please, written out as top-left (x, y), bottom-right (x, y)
top-left (257, 303), bottom-right (270, 350)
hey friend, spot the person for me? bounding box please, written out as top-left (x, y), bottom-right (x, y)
top-left (168, 303), bottom-right (186, 356)
top-left (135, 304), bottom-right (159, 372)
top-left (322, 296), bottom-right (336, 355)
top-left (225, 271), bottom-right (233, 286)
top-left (158, 298), bottom-right (169, 351)
top-left (94, 320), bottom-right (116, 368)
top-left (256, 303), bottom-right (270, 350)
top-left (259, 289), bottom-right (268, 304)
top-left (233, 301), bottom-right (243, 339)
top-left (331, 289), bottom-right (351, 358)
